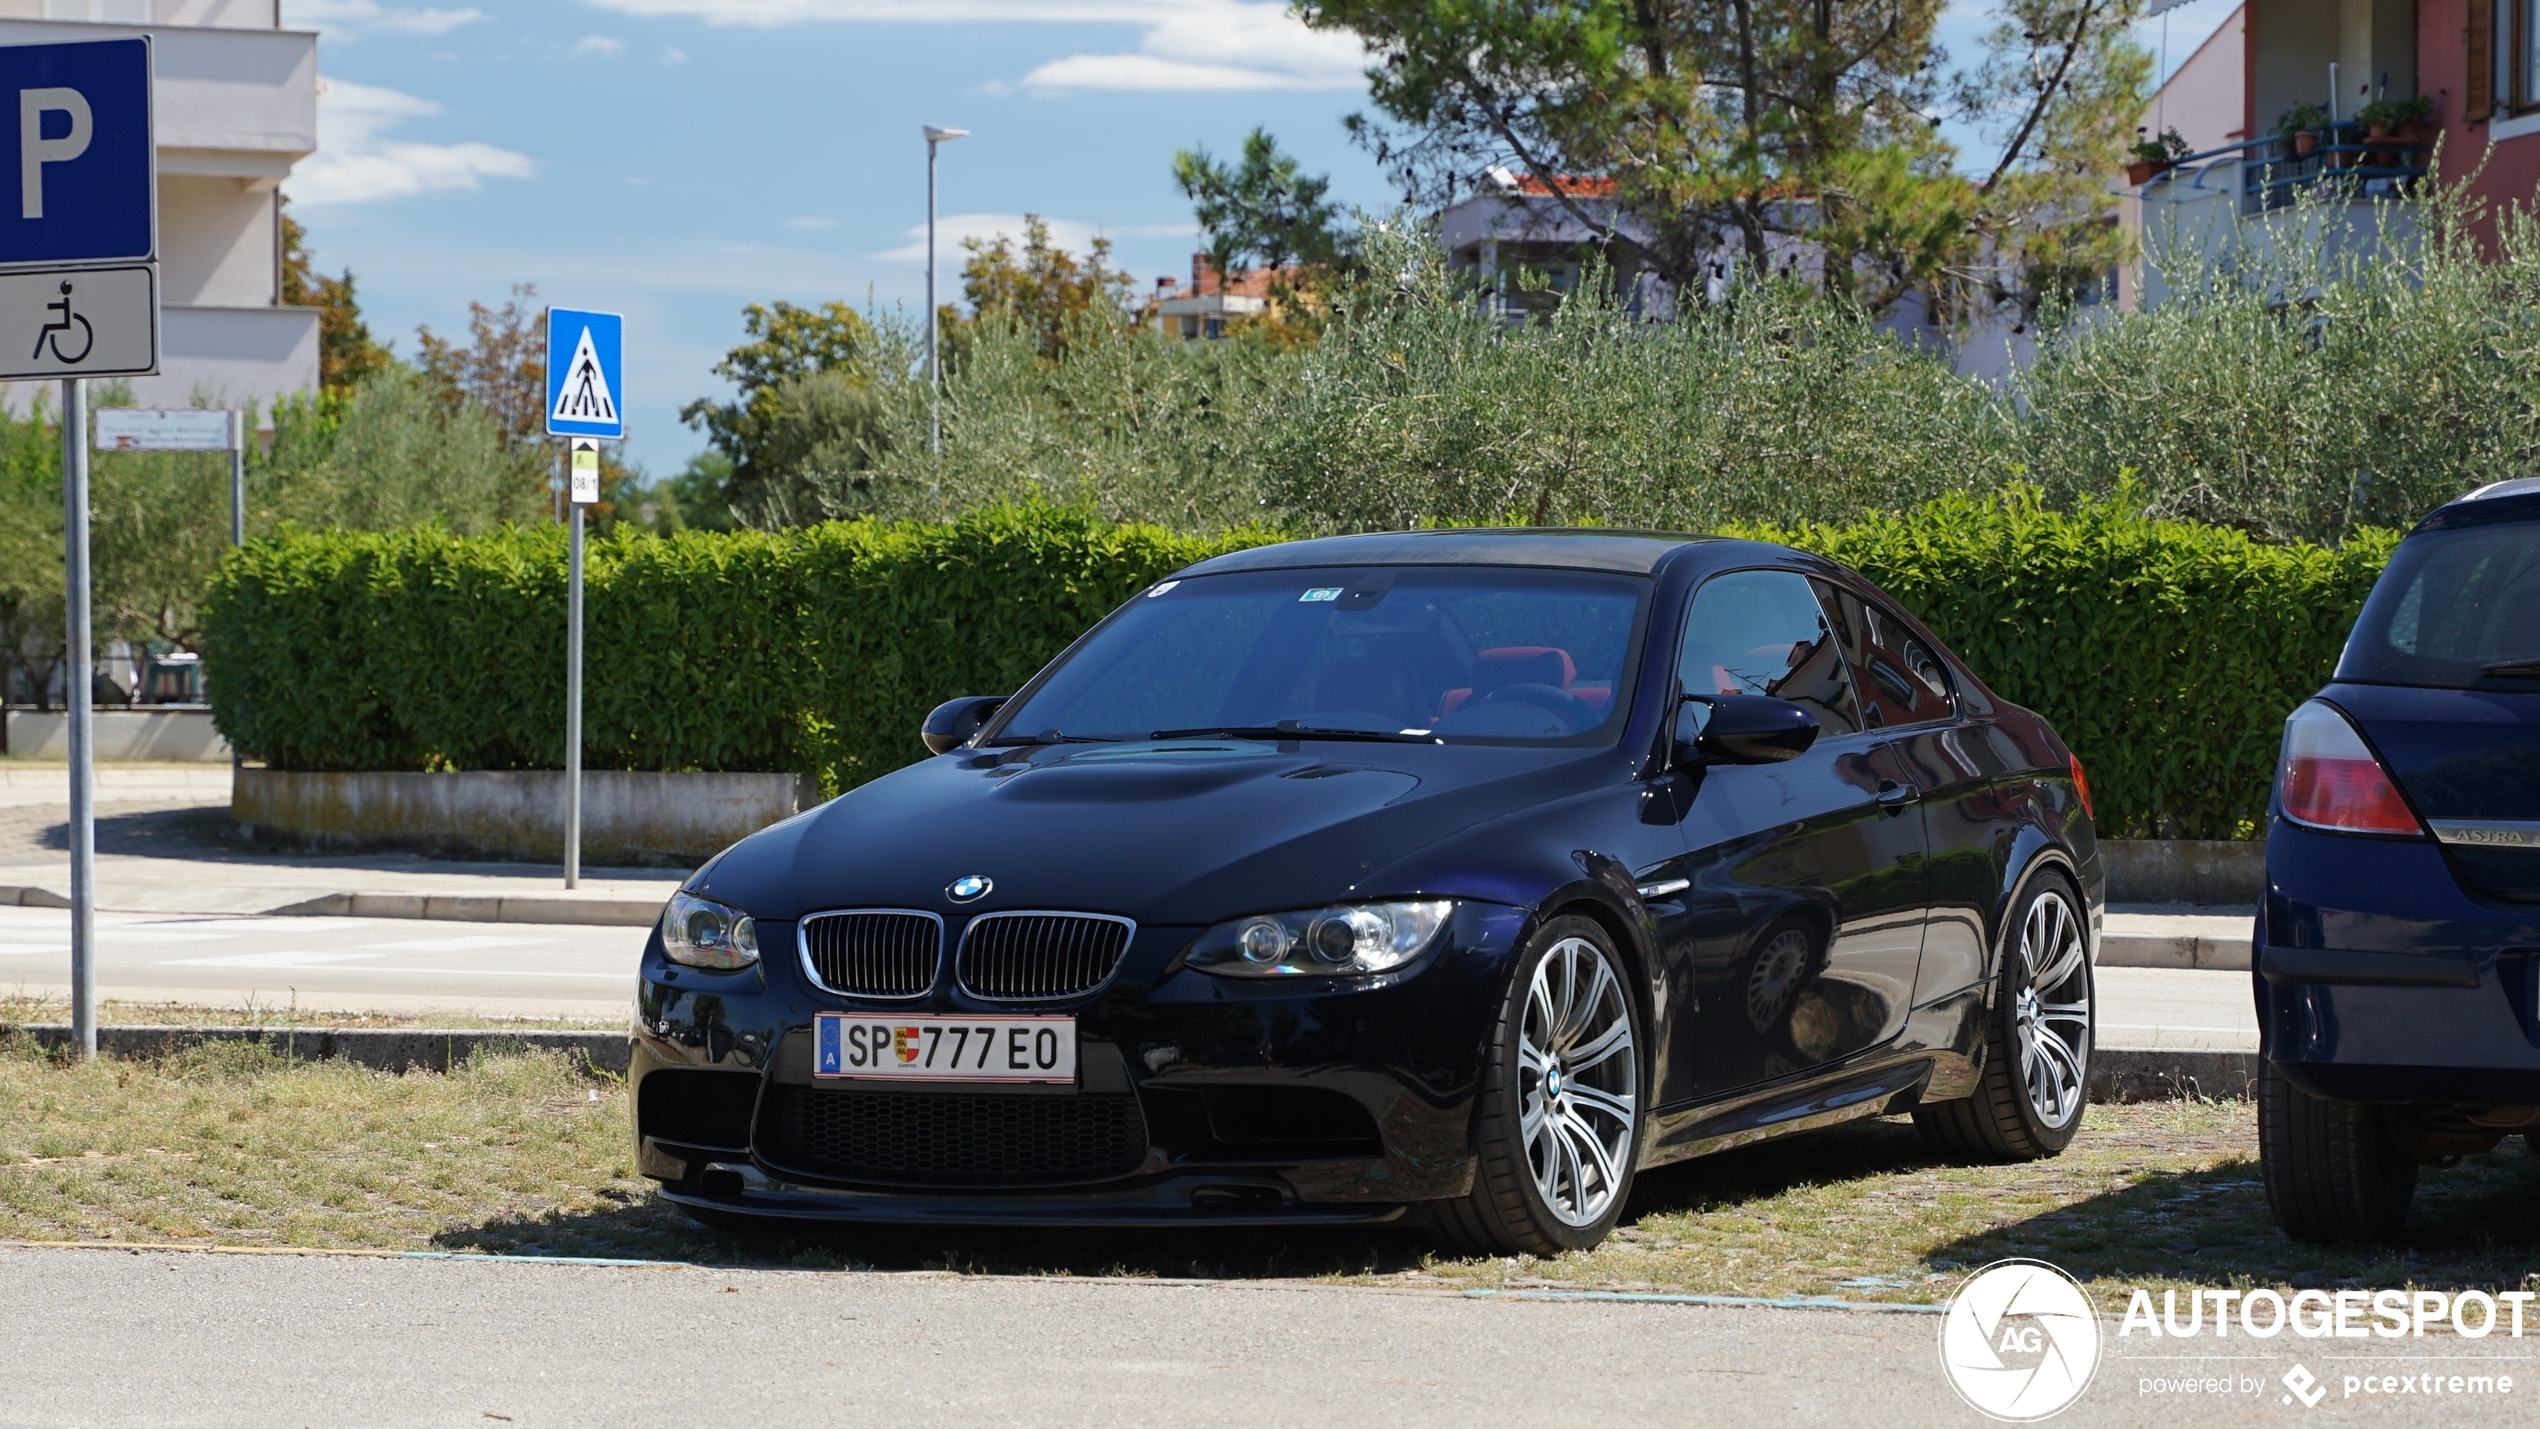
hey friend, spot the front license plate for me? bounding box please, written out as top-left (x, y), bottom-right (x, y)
top-left (813, 1013), bottom-right (1076, 1084)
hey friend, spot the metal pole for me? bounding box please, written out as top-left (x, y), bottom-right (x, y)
top-left (62, 377), bottom-right (95, 1060)
top-left (926, 134), bottom-right (940, 456)
top-left (564, 496), bottom-right (583, 890)
top-left (229, 409), bottom-right (244, 780)
top-left (228, 409), bottom-right (244, 546)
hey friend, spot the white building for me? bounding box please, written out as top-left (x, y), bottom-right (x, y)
top-left (0, 0), bottom-right (318, 420)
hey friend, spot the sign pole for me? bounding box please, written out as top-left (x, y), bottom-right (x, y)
top-left (62, 377), bottom-right (94, 1060)
top-left (543, 309), bottom-right (621, 890)
top-left (227, 409), bottom-right (243, 545)
top-left (565, 481), bottom-right (583, 890)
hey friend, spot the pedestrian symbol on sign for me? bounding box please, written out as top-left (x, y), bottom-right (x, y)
top-left (543, 307), bottom-right (622, 440)
top-left (551, 323), bottom-right (615, 425)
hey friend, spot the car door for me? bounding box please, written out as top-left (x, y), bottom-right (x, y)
top-left (1825, 586), bottom-right (2021, 1003)
top-left (1670, 569), bottom-right (1931, 1098)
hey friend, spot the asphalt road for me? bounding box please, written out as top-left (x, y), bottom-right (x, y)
top-left (0, 906), bottom-right (644, 1020)
top-left (0, 904), bottom-right (2258, 1044)
top-left (0, 1248), bottom-right (2527, 1428)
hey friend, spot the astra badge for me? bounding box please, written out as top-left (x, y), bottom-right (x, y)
top-left (947, 874), bottom-right (993, 903)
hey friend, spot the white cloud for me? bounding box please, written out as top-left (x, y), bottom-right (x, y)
top-left (579, 0), bottom-right (1365, 92)
top-left (283, 0), bottom-right (483, 37)
top-left (661, 45), bottom-right (689, 62)
top-left (286, 79), bottom-right (536, 206)
top-left (571, 33), bottom-right (628, 54)
top-left (873, 212), bottom-right (1108, 264)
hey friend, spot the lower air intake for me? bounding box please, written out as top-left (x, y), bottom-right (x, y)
top-left (773, 1087), bottom-right (1148, 1184)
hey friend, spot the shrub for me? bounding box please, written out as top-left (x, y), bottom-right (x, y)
top-left (1745, 492), bottom-right (2398, 839)
top-left (201, 506), bottom-right (1270, 790)
top-left (207, 499), bottom-right (2389, 835)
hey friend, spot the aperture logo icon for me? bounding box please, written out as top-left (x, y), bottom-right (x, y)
top-left (1939, 1259), bottom-right (2104, 1421)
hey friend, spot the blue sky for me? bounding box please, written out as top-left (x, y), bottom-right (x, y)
top-left (280, 0), bottom-right (2238, 474)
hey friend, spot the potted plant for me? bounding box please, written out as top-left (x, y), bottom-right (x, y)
top-left (2275, 102), bottom-right (2329, 158)
top-left (2357, 95), bottom-right (2436, 165)
top-left (2126, 126), bottom-right (2193, 185)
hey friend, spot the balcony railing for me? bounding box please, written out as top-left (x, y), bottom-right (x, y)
top-left (2133, 123), bottom-right (2430, 214)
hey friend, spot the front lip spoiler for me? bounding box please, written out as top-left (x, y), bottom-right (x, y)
top-left (2258, 945), bottom-right (2481, 987)
top-left (663, 1164), bottom-right (1411, 1228)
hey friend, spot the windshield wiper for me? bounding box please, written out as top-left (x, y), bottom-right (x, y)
top-left (1150, 721), bottom-right (1442, 744)
top-left (2480, 658), bottom-right (2540, 678)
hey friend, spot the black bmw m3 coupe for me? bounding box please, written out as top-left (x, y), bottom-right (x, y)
top-left (632, 529), bottom-right (2103, 1253)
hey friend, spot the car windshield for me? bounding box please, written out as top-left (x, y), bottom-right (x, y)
top-left (2339, 518), bottom-right (2540, 688)
top-left (988, 566), bottom-right (1649, 745)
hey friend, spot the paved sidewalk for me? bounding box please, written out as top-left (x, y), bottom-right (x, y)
top-left (0, 762), bottom-right (680, 926)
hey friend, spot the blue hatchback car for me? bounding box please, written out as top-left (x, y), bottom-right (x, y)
top-left (2258, 477), bottom-right (2540, 1242)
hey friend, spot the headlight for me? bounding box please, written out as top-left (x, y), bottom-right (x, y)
top-left (662, 890), bottom-right (758, 970)
top-left (1186, 900), bottom-right (1453, 978)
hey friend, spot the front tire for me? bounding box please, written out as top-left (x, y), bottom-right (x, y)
top-left (1915, 872), bottom-right (2094, 1161)
top-left (2258, 1061), bottom-right (2416, 1243)
top-left (1431, 915), bottom-right (1643, 1256)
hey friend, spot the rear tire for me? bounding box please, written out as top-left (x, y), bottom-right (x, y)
top-left (2259, 1061), bottom-right (2416, 1243)
top-left (1914, 871), bottom-right (2093, 1161)
top-left (1430, 915), bottom-right (1643, 1257)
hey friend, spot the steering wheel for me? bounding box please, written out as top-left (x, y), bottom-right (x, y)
top-left (1478, 682), bottom-right (1598, 732)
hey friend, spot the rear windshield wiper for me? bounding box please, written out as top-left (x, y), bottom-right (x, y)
top-left (1150, 722), bottom-right (1442, 744)
top-left (2480, 658), bottom-right (2540, 678)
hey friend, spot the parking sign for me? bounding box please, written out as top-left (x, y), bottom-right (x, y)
top-left (0, 37), bottom-right (154, 268)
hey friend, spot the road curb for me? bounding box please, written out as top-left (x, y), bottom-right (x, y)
top-left (7, 1024), bottom-right (633, 1075)
top-left (2100, 931), bottom-right (2253, 971)
top-left (265, 891), bottom-right (664, 927)
top-left (2090, 1048), bottom-right (2257, 1101)
top-left (0, 885), bottom-right (662, 926)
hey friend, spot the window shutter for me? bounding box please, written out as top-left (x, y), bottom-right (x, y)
top-left (2470, 0), bottom-right (2494, 122)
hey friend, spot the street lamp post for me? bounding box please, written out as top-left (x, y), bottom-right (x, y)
top-left (922, 124), bottom-right (967, 455)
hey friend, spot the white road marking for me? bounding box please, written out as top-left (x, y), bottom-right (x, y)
top-left (161, 951), bottom-right (389, 969)
top-left (366, 936), bottom-right (547, 952)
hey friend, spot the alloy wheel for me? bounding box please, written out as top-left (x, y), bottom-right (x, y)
top-left (1518, 936), bottom-right (1638, 1226)
top-left (2013, 889), bottom-right (2092, 1130)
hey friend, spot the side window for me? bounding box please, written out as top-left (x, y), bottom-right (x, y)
top-left (1678, 570), bottom-right (1861, 737)
top-left (1822, 585), bottom-right (1954, 730)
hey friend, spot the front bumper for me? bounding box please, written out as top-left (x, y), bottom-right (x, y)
top-left (2257, 819), bottom-right (2540, 1103)
top-left (630, 901), bottom-right (1530, 1225)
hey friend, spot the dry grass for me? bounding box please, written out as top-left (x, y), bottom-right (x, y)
top-left (5, 1040), bottom-right (2537, 1305)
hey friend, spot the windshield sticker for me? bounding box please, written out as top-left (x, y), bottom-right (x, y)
top-left (1300, 587), bottom-right (1342, 602)
top-left (1146, 580), bottom-right (1179, 598)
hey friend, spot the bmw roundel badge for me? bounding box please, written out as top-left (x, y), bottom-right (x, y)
top-left (948, 874), bottom-right (992, 903)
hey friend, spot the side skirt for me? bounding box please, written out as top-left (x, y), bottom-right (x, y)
top-left (1641, 1056), bottom-right (1937, 1167)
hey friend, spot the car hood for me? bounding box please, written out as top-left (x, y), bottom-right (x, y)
top-left (691, 738), bottom-right (1628, 926)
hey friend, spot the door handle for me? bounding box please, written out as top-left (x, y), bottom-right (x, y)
top-left (1635, 877), bottom-right (1691, 899)
top-left (1876, 780), bottom-right (1921, 813)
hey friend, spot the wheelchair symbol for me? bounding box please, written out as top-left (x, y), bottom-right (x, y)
top-left (33, 280), bottom-right (94, 364)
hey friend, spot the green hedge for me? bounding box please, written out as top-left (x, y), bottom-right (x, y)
top-left (204, 499), bottom-right (2396, 837)
top-left (201, 507), bottom-right (1266, 792)
top-left (1742, 494), bottom-right (2398, 839)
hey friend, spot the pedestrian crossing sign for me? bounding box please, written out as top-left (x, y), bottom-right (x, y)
top-left (545, 307), bottom-right (623, 439)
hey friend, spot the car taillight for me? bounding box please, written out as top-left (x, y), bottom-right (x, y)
top-left (2277, 700), bottom-right (2423, 836)
top-left (2069, 754), bottom-right (2095, 822)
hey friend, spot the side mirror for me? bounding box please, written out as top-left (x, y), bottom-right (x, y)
top-left (1675, 694), bottom-right (1819, 766)
top-left (922, 695), bottom-right (1009, 755)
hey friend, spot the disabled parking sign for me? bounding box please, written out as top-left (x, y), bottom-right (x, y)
top-left (0, 37), bottom-right (158, 380)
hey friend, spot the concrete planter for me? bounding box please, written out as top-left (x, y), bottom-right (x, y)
top-left (234, 767), bottom-right (822, 866)
top-left (2101, 838), bottom-right (2266, 905)
top-left (4, 707), bottom-right (230, 761)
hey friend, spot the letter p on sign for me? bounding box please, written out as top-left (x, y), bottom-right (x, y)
top-left (20, 88), bottom-right (91, 220)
